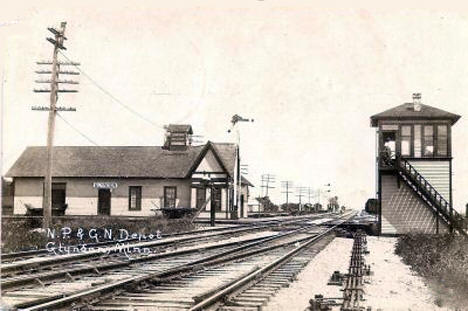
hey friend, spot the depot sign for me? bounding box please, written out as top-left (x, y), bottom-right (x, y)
top-left (93, 182), bottom-right (118, 190)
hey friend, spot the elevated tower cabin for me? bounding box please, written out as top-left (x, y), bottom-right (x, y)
top-left (371, 93), bottom-right (465, 235)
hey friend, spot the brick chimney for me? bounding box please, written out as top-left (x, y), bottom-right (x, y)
top-left (163, 124), bottom-right (193, 150)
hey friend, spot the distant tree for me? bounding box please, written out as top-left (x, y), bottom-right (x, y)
top-left (328, 196), bottom-right (339, 212)
top-left (256, 196), bottom-right (279, 213)
top-left (313, 203), bottom-right (322, 212)
top-left (303, 203), bottom-right (313, 213)
top-left (280, 203), bottom-right (300, 214)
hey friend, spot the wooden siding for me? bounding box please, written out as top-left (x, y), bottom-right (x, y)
top-left (12, 177), bottom-right (192, 216)
top-left (381, 174), bottom-right (448, 234)
top-left (408, 160), bottom-right (450, 203)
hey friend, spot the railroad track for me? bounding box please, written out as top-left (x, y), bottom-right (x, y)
top-left (1, 225), bottom-right (249, 263)
top-left (1, 213), bottom-right (341, 308)
top-left (1, 212), bottom-right (354, 310)
top-left (2, 225), bottom-right (275, 275)
top-left (2, 214), bottom-right (332, 265)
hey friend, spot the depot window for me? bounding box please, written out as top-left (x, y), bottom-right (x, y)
top-left (211, 187), bottom-right (222, 211)
top-left (196, 188), bottom-right (206, 210)
top-left (164, 186), bottom-right (177, 208)
top-left (128, 186), bottom-right (142, 211)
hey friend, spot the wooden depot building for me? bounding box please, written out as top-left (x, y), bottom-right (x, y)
top-left (371, 93), bottom-right (466, 235)
top-left (5, 124), bottom-right (252, 219)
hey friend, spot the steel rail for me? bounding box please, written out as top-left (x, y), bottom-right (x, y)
top-left (1, 222), bottom-right (284, 274)
top-left (1, 224), bottom-right (249, 261)
top-left (189, 212), bottom-right (355, 311)
top-left (19, 216), bottom-right (344, 311)
top-left (2, 231), bottom-right (280, 290)
top-left (2, 214), bottom-right (326, 264)
top-left (3, 215), bottom-right (338, 290)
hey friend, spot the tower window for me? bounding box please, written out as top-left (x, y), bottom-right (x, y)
top-left (401, 126), bottom-right (411, 156)
top-left (423, 125), bottom-right (434, 156)
top-left (437, 125), bottom-right (448, 156)
top-left (414, 125), bottom-right (422, 157)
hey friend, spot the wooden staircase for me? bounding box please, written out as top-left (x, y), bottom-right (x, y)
top-left (396, 157), bottom-right (467, 236)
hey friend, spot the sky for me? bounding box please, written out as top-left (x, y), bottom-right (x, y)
top-left (1, 1), bottom-right (468, 212)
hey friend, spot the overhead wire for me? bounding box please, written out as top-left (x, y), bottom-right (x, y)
top-left (56, 112), bottom-right (99, 146)
top-left (58, 50), bottom-right (166, 131)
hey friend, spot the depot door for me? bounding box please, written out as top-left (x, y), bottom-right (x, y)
top-left (98, 189), bottom-right (111, 215)
top-left (240, 194), bottom-right (245, 218)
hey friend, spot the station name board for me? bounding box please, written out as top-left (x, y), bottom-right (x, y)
top-left (93, 182), bottom-right (118, 189)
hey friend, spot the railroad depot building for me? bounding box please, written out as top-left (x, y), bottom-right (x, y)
top-left (371, 94), bottom-right (465, 235)
top-left (5, 125), bottom-right (252, 219)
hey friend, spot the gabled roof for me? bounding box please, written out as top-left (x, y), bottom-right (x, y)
top-left (370, 103), bottom-right (461, 127)
top-left (186, 142), bottom-right (231, 178)
top-left (241, 175), bottom-right (254, 187)
top-left (5, 142), bottom-right (252, 185)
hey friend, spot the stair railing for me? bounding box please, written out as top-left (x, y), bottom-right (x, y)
top-left (396, 156), bottom-right (466, 232)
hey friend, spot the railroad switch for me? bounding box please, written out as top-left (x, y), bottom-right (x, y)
top-left (327, 270), bottom-right (344, 286)
top-left (308, 295), bottom-right (343, 311)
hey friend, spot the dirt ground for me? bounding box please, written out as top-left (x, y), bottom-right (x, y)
top-left (265, 235), bottom-right (461, 311)
top-left (265, 237), bottom-right (354, 311)
top-left (366, 236), bottom-right (462, 311)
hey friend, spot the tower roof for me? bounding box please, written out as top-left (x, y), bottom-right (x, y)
top-left (370, 103), bottom-right (461, 127)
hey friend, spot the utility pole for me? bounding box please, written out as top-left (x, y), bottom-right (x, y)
top-left (306, 187), bottom-right (313, 204)
top-left (33, 22), bottom-right (79, 229)
top-left (261, 174), bottom-right (276, 197)
top-left (296, 186), bottom-right (307, 212)
top-left (281, 181), bottom-right (293, 205)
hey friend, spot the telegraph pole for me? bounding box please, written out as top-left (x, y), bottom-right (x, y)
top-left (296, 186), bottom-right (307, 212)
top-left (306, 187), bottom-right (313, 204)
top-left (281, 181), bottom-right (293, 205)
top-left (33, 22), bottom-right (79, 229)
top-left (261, 174), bottom-right (276, 197)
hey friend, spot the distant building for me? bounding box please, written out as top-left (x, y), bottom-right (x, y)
top-left (5, 125), bottom-right (253, 219)
top-left (371, 93), bottom-right (464, 235)
top-left (247, 202), bottom-right (261, 213)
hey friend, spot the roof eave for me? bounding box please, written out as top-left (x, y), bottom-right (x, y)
top-left (370, 115), bottom-right (461, 127)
